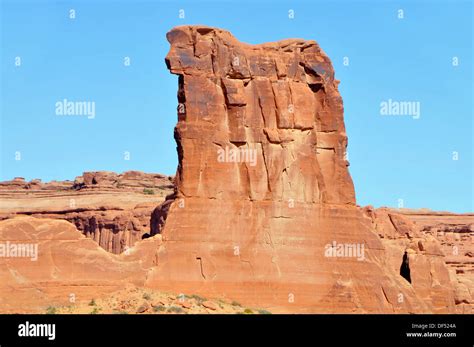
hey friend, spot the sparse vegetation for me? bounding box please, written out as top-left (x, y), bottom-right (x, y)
top-left (46, 306), bottom-right (56, 314)
top-left (167, 305), bottom-right (185, 314)
top-left (143, 188), bottom-right (155, 195)
top-left (257, 309), bottom-right (272, 314)
top-left (188, 294), bottom-right (206, 304)
top-left (40, 289), bottom-right (270, 315)
top-left (153, 305), bottom-right (166, 313)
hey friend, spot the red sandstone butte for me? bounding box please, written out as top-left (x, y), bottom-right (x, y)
top-left (145, 26), bottom-right (459, 313)
top-left (0, 26), bottom-right (470, 314)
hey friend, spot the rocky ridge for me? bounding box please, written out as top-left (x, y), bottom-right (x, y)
top-left (0, 171), bottom-right (173, 254)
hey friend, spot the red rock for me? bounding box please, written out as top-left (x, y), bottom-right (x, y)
top-left (386, 209), bottom-right (474, 313)
top-left (152, 300), bottom-right (167, 307)
top-left (0, 217), bottom-right (147, 313)
top-left (365, 208), bottom-right (457, 313)
top-left (145, 25), bottom-right (459, 313)
top-left (0, 171), bottom-right (174, 254)
top-left (137, 302), bottom-right (151, 313)
top-left (202, 301), bottom-right (218, 310)
top-left (179, 301), bottom-right (192, 309)
top-left (0, 25), bottom-right (470, 315)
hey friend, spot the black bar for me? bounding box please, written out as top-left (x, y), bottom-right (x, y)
top-left (0, 314), bottom-right (472, 346)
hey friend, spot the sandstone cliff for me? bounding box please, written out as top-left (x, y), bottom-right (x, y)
top-left (145, 26), bottom-right (464, 313)
top-left (0, 26), bottom-right (470, 314)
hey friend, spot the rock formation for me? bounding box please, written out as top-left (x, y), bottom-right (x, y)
top-left (145, 25), bottom-right (463, 313)
top-left (0, 171), bottom-right (174, 253)
top-left (363, 207), bottom-right (463, 313)
top-left (0, 26), bottom-right (471, 314)
top-left (0, 171), bottom-right (173, 192)
top-left (389, 209), bottom-right (473, 313)
top-left (0, 217), bottom-right (148, 313)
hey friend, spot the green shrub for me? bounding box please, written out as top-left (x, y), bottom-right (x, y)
top-left (46, 306), bottom-right (56, 314)
top-left (153, 305), bottom-right (166, 313)
top-left (243, 308), bottom-right (253, 314)
top-left (143, 188), bottom-right (155, 195)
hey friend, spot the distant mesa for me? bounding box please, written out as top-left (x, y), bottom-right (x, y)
top-left (0, 170), bottom-right (174, 192)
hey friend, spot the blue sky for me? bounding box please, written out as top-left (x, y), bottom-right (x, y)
top-left (1, 0), bottom-right (472, 212)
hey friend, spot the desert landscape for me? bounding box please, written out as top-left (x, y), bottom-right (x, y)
top-left (0, 25), bottom-right (472, 314)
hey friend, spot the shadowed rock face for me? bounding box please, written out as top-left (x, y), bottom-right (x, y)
top-left (146, 26), bottom-right (457, 313)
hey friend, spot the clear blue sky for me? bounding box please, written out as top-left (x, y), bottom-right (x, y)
top-left (1, 0), bottom-right (472, 213)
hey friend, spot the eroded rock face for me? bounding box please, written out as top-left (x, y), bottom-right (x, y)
top-left (390, 210), bottom-right (474, 313)
top-left (0, 217), bottom-right (150, 313)
top-left (146, 26), bottom-right (456, 313)
top-left (363, 207), bottom-right (458, 313)
top-left (0, 171), bottom-right (174, 254)
top-left (165, 26), bottom-right (354, 204)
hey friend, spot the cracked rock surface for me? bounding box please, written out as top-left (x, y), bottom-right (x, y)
top-left (146, 26), bottom-right (461, 313)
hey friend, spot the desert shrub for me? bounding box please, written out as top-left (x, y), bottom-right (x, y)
top-left (189, 294), bottom-right (206, 304)
top-left (143, 188), bottom-right (155, 195)
top-left (153, 305), bottom-right (166, 313)
top-left (46, 306), bottom-right (56, 314)
top-left (167, 306), bottom-right (185, 314)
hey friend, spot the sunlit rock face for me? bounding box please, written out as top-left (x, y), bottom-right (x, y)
top-left (146, 26), bottom-right (458, 313)
top-left (0, 26), bottom-right (465, 314)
